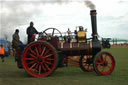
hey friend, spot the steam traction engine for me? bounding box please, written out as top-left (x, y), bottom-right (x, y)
top-left (18, 10), bottom-right (115, 77)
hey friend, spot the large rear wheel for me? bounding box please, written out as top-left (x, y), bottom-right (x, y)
top-left (22, 41), bottom-right (58, 77)
top-left (93, 51), bottom-right (115, 75)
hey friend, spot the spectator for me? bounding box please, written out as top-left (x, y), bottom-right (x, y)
top-left (0, 44), bottom-right (5, 62)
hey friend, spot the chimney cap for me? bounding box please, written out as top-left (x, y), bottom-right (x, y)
top-left (90, 10), bottom-right (96, 12)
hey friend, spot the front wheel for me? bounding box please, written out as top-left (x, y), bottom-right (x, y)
top-left (93, 51), bottom-right (115, 75)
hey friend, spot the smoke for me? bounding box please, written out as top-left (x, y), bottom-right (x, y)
top-left (0, 0), bottom-right (96, 41)
top-left (84, 0), bottom-right (96, 10)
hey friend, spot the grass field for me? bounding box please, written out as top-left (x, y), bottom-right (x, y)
top-left (0, 47), bottom-right (128, 85)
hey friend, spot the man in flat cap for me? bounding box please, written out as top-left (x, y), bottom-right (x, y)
top-left (12, 29), bottom-right (22, 49)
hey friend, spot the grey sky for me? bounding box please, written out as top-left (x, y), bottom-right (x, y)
top-left (0, 0), bottom-right (128, 42)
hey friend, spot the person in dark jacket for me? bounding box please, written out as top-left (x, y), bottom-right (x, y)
top-left (26, 21), bottom-right (38, 44)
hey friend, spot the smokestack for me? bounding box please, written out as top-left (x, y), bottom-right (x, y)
top-left (90, 10), bottom-right (98, 41)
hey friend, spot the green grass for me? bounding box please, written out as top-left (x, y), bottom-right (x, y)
top-left (0, 47), bottom-right (128, 85)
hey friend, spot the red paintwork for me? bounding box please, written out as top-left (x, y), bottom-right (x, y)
top-left (49, 37), bottom-right (59, 48)
top-left (22, 41), bottom-right (57, 77)
top-left (95, 52), bottom-right (115, 75)
top-left (20, 27), bottom-right (115, 77)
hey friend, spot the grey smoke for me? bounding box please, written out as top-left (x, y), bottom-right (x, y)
top-left (0, 0), bottom-right (96, 41)
top-left (84, 0), bottom-right (96, 10)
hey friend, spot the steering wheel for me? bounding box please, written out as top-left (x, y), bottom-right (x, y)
top-left (42, 28), bottom-right (62, 37)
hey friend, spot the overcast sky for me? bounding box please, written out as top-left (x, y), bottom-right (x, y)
top-left (0, 0), bottom-right (128, 42)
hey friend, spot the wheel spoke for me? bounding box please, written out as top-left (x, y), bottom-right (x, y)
top-left (101, 66), bottom-right (105, 72)
top-left (101, 54), bottom-right (105, 60)
top-left (97, 64), bottom-right (102, 69)
top-left (39, 44), bottom-right (42, 55)
top-left (39, 65), bottom-right (42, 75)
top-left (44, 49), bottom-right (51, 56)
top-left (34, 63), bottom-right (39, 72)
top-left (29, 63), bottom-right (36, 70)
top-left (108, 62), bottom-right (112, 64)
top-left (52, 28), bottom-right (55, 36)
top-left (44, 31), bottom-right (48, 35)
top-left (104, 67), bottom-right (107, 72)
top-left (44, 63), bottom-right (51, 71)
top-left (35, 46), bottom-right (39, 56)
top-left (25, 58), bottom-right (35, 60)
top-left (41, 47), bottom-right (46, 56)
top-left (27, 60), bottom-right (36, 65)
top-left (96, 61), bottom-right (103, 65)
top-left (104, 54), bottom-right (107, 61)
top-left (30, 48), bottom-right (36, 55)
top-left (41, 64), bottom-right (46, 72)
top-left (45, 61), bottom-right (52, 65)
top-left (46, 58), bottom-right (54, 61)
top-left (106, 58), bottom-right (111, 62)
top-left (27, 52), bottom-right (37, 58)
top-left (43, 54), bottom-right (53, 58)
top-left (97, 65), bottom-right (101, 72)
top-left (107, 64), bottom-right (112, 69)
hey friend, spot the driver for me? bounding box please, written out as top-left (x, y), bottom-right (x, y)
top-left (26, 21), bottom-right (38, 44)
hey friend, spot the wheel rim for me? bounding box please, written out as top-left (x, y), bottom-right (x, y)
top-left (80, 56), bottom-right (94, 72)
top-left (42, 28), bottom-right (62, 37)
top-left (95, 52), bottom-right (115, 75)
top-left (22, 41), bottom-right (57, 77)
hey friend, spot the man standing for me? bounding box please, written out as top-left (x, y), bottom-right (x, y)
top-left (26, 21), bottom-right (38, 44)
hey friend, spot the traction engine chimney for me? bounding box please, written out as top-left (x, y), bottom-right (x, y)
top-left (90, 10), bottom-right (98, 41)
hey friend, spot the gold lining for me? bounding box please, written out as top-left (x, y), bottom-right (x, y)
top-left (92, 34), bottom-right (98, 37)
top-left (90, 12), bottom-right (97, 16)
top-left (61, 42), bottom-right (63, 48)
top-left (90, 40), bottom-right (92, 48)
top-left (70, 43), bottom-right (72, 48)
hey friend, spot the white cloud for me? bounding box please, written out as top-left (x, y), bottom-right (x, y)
top-left (0, 0), bottom-right (128, 42)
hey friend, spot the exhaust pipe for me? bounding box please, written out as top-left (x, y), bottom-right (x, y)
top-left (90, 10), bottom-right (98, 41)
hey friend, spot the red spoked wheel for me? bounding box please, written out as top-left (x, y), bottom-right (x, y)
top-left (22, 41), bottom-right (58, 77)
top-left (79, 56), bottom-right (94, 72)
top-left (93, 51), bottom-right (115, 75)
